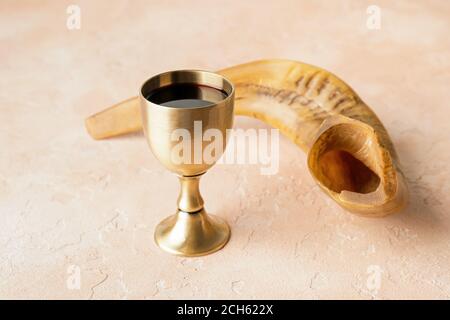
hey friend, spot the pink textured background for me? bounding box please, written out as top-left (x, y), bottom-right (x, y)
top-left (1, 0), bottom-right (449, 299)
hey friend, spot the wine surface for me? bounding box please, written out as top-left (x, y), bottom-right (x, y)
top-left (147, 84), bottom-right (227, 108)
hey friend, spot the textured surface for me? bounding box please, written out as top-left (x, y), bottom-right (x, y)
top-left (1, 0), bottom-right (450, 299)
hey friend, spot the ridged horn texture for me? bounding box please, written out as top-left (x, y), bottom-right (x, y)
top-left (85, 59), bottom-right (408, 217)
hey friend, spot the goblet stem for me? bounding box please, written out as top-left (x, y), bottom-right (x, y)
top-left (177, 174), bottom-right (204, 213)
top-left (153, 173), bottom-right (231, 257)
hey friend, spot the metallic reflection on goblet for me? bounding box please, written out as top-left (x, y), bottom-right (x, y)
top-left (140, 70), bottom-right (234, 256)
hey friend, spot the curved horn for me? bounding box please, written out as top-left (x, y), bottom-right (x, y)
top-left (85, 59), bottom-right (408, 216)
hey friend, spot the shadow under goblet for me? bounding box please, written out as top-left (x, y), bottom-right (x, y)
top-left (140, 70), bottom-right (234, 257)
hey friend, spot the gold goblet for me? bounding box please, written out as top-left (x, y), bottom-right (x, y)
top-left (140, 70), bottom-right (234, 256)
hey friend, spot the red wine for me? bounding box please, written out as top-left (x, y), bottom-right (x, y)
top-left (147, 84), bottom-right (228, 108)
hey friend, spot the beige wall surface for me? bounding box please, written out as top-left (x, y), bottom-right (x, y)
top-left (1, 0), bottom-right (449, 299)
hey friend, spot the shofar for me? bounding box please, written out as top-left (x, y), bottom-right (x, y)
top-left (85, 59), bottom-right (408, 217)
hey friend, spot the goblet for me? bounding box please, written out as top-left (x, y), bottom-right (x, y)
top-left (140, 70), bottom-right (234, 256)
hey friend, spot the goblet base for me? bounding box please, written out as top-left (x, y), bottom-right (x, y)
top-left (154, 209), bottom-right (230, 257)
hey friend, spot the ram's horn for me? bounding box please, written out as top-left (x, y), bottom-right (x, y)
top-left (85, 59), bottom-right (408, 216)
